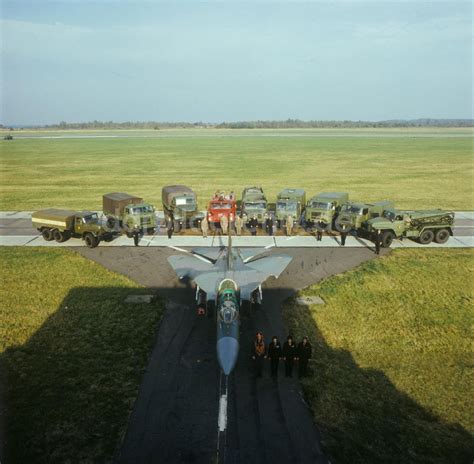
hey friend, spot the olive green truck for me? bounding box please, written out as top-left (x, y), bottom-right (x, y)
top-left (304, 192), bottom-right (349, 229)
top-left (275, 188), bottom-right (306, 227)
top-left (32, 209), bottom-right (114, 248)
top-left (363, 209), bottom-right (455, 247)
top-left (338, 200), bottom-right (394, 232)
top-left (103, 192), bottom-right (156, 236)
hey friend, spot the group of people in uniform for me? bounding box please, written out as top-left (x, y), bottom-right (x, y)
top-left (251, 332), bottom-right (312, 379)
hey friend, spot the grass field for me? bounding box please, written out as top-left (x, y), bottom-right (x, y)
top-left (0, 247), bottom-right (164, 463)
top-left (283, 248), bottom-right (474, 463)
top-left (1, 128), bottom-right (472, 210)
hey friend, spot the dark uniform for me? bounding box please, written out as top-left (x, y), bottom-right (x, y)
top-left (133, 231), bottom-right (139, 246)
top-left (167, 214), bottom-right (174, 239)
top-left (297, 338), bottom-right (312, 378)
top-left (340, 224), bottom-right (348, 246)
top-left (251, 333), bottom-right (266, 378)
top-left (265, 216), bottom-right (274, 236)
top-left (316, 220), bottom-right (325, 241)
top-left (249, 217), bottom-right (258, 236)
top-left (267, 337), bottom-right (282, 379)
top-left (282, 337), bottom-right (297, 377)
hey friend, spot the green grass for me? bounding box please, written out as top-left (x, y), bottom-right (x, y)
top-left (283, 249), bottom-right (474, 463)
top-left (0, 247), bottom-right (164, 463)
top-left (1, 129), bottom-right (472, 210)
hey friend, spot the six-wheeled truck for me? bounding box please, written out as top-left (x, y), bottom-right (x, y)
top-left (338, 200), bottom-right (394, 233)
top-left (241, 186), bottom-right (268, 225)
top-left (32, 209), bottom-right (114, 248)
top-left (103, 192), bottom-right (156, 236)
top-left (162, 185), bottom-right (204, 231)
top-left (207, 194), bottom-right (237, 226)
top-left (275, 188), bottom-right (306, 228)
top-left (304, 192), bottom-right (349, 229)
top-left (363, 209), bottom-right (455, 247)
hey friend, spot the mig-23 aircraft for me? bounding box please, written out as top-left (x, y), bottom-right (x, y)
top-left (167, 234), bottom-right (292, 375)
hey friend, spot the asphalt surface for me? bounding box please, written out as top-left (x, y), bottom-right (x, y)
top-left (75, 246), bottom-right (383, 464)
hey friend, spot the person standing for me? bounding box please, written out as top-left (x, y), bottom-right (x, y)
top-left (286, 215), bottom-right (294, 237)
top-left (235, 214), bottom-right (242, 236)
top-left (267, 336), bottom-right (282, 379)
top-left (316, 220), bottom-right (325, 241)
top-left (249, 215), bottom-right (258, 236)
top-left (220, 214), bottom-right (229, 235)
top-left (265, 214), bottom-right (274, 236)
top-left (251, 332), bottom-right (266, 378)
top-left (297, 337), bottom-right (312, 378)
top-left (340, 223), bottom-right (348, 246)
top-left (282, 335), bottom-right (298, 378)
top-left (167, 214), bottom-right (174, 240)
top-left (133, 230), bottom-right (140, 247)
top-left (201, 216), bottom-right (208, 238)
top-left (374, 229), bottom-right (383, 255)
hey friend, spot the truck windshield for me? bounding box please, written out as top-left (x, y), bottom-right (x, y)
top-left (175, 197), bottom-right (194, 206)
top-left (311, 201), bottom-right (331, 209)
top-left (342, 205), bottom-right (363, 215)
top-left (245, 201), bottom-right (266, 208)
top-left (130, 206), bottom-right (154, 214)
top-left (211, 202), bottom-right (232, 209)
top-left (383, 210), bottom-right (396, 221)
top-left (83, 213), bottom-right (99, 224)
top-left (277, 200), bottom-right (297, 212)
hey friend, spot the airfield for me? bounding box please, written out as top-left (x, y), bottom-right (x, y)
top-left (1, 128), bottom-right (473, 464)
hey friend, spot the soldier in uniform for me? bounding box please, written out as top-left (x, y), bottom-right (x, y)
top-left (316, 220), bottom-right (325, 241)
top-left (374, 229), bottom-right (383, 254)
top-left (267, 336), bottom-right (282, 379)
top-left (201, 215), bottom-right (208, 238)
top-left (251, 332), bottom-right (266, 378)
top-left (133, 230), bottom-right (140, 246)
top-left (286, 215), bottom-right (294, 236)
top-left (167, 213), bottom-right (174, 240)
top-left (340, 223), bottom-right (348, 246)
top-left (235, 214), bottom-right (243, 236)
top-left (297, 336), bottom-right (312, 378)
top-left (282, 335), bottom-right (298, 378)
top-left (265, 214), bottom-right (274, 236)
top-left (220, 214), bottom-right (229, 235)
top-left (249, 215), bottom-right (258, 236)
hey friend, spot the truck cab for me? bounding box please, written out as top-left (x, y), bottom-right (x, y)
top-left (275, 188), bottom-right (306, 227)
top-left (304, 192), bottom-right (349, 229)
top-left (338, 200), bottom-right (394, 231)
top-left (162, 185), bottom-right (203, 230)
top-left (241, 186), bottom-right (268, 225)
top-left (208, 193), bottom-right (237, 225)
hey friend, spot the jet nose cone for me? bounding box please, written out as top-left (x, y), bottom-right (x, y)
top-left (217, 337), bottom-right (239, 375)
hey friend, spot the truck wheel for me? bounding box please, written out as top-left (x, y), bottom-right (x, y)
top-left (381, 230), bottom-right (395, 248)
top-left (85, 233), bottom-right (99, 248)
top-left (434, 228), bottom-right (450, 244)
top-left (53, 229), bottom-right (67, 243)
top-left (41, 228), bottom-right (54, 241)
top-left (106, 217), bottom-right (116, 229)
top-left (419, 229), bottom-right (434, 245)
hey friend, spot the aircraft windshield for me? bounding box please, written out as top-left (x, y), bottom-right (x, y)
top-left (130, 206), bottom-right (154, 214)
top-left (277, 200), bottom-right (297, 212)
top-left (311, 201), bottom-right (331, 209)
top-left (219, 298), bottom-right (238, 324)
top-left (83, 213), bottom-right (99, 224)
top-left (175, 197), bottom-right (194, 206)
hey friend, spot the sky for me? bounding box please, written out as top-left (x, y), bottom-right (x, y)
top-left (0, 0), bottom-right (472, 125)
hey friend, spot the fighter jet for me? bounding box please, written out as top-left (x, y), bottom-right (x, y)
top-left (167, 234), bottom-right (292, 375)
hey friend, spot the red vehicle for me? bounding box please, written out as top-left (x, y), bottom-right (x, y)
top-left (207, 193), bottom-right (237, 224)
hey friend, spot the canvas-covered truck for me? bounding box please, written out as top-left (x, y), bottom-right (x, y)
top-left (241, 186), bottom-right (268, 225)
top-left (103, 192), bottom-right (156, 236)
top-left (363, 209), bottom-right (455, 247)
top-left (275, 188), bottom-right (306, 228)
top-left (338, 200), bottom-right (394, 232)
top-left (32, 209), bottom-right (114, 248)
top-left (304, 192), bottom-right (349, 229)
top-left (162, 185), bottom-right (204, 231)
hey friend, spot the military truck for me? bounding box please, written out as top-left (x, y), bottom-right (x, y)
top-left (103, 192), bottom-right (156, 236)
top-left (162, 185), bottom-right (203, 231)
top-left (207, 194), bottom-right (237, 225)
top-left (304, 192), bottom-right (349, 229)
top-left (241, 186), bottom-right (268, 225)
top-left (363, 209), bottom-right (455, 247)
top-left (275, 188), bottom-right (306, 228)
top-left (338, 200), bottom-right (394, 232)
top-left (32, 209), bottom-right (114, 248)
